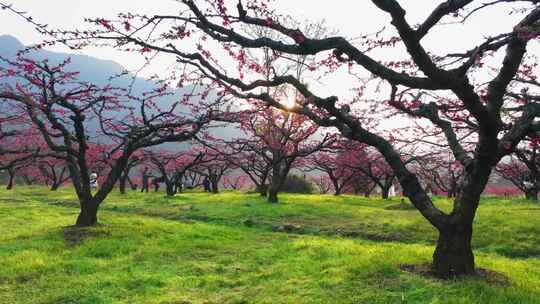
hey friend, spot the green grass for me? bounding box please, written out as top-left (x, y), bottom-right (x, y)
top-left (0, 186), bottom-right (539, 303)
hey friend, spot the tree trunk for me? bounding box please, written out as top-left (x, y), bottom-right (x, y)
top-left (332, 179), bottom-right (341, 196)
top-left (267, 188), bottom-right (278, 203)
top-left (267, 164), bottom-right (284, 203)
top-left (76, 200), bottom-right (99, 227)
top-left (381, 187), bottom-right (390, 199)
top-left (525, 188), bottom-right (539, 201)
top-left (6, 171), bottom-right (14, 190)
top-left (257, 184), bottom-right (267, 197)
top-left (211, 180), bottom-right (219, 193)
top-left (166, 182), bottom-right (175, 197)
top-left (119, 176), bottom-right (127, 194)
top-left (50, 182), bottom-right (60, 191)
top-left (267, 174), bottom-right (281, 203)
top-left (173, 182), bottom-right (182, 194)
top-left (433, 224), bottom-right (475, 277)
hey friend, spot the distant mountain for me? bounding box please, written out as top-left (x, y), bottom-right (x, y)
top-left (0, 34), bottom-right (161, 95)
top-left (0, 35), bottom-right (242, 145)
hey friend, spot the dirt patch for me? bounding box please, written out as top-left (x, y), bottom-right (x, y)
top-left (385, 202), bottom-right (416, 210)
top-left (356, 232), bottom-right (408, 242)
top-left (400, 263), bottom-right (510, 285)
top-left (243, 219), bottom-right (256, 227)
top-left (49, 200), bottom-right (79, 208)
top-left (515, 208), bottom-right (540, 211)
top-left (331, 227), bottom-right (411, 242)
top-left (181, 205), bottom-right (200, 211)
top-left (62, 225), bottom-right (110, 246)
top-left (272, 223), bottom-right (306, 234)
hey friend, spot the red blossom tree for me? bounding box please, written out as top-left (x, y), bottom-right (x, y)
top-left (496, 139), bottom-right (540, 201)
top-left (117, 151), bottom-right (145, 194)
top-left (0, 55), bottom-right (221, 226)
top-left (146, 147), bottom-right (210, 196)
top-left (414, 153), bottom-right (466, 198)
top-left (0, 123), bottom-right (41, 189)
top-left (310, 174), bottom-right (333, 194)
top-left (37, 156), bottom-right (71, 191)
top-left (224, 140), bottom-right (273, 196)
top-left (189, 146), bottom-right (233, 193)
top-left (235, 105), bottom-right (334, 202)
top-left (305, 145), bottom-right (356, 196)
top-left (222, 174), bottom-right (250, 190)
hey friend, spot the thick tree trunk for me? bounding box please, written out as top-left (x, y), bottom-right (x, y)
top-left (267, 188), bottom-right (278, 203)
top-left (525, 188), bottom-right (539, 201)
top-left (257, 184), bottom-right (267, 197)
top-left (267, 175), bottom-right (281, 203)
top-left (433, 224), bottom-right (475, 277)
top-left (267, 166), bottom-right (285, 203)
top-left (166, 182), bottom-right (175, 197)
top-left (267, 159), bottom-right (290, 204)
top-left (76, 199), bottom-right (99, 227)
top-left (211, 180), bottom-right (219, 193)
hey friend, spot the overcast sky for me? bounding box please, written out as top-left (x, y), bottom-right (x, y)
top-left (0, 0), bottom-right (532, 100)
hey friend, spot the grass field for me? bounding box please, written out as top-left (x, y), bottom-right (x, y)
top-left (0, 186), bottom-right (539, 303)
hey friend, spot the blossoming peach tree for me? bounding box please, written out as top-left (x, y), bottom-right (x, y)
top-left (0, 55), bottom-right (226, 226)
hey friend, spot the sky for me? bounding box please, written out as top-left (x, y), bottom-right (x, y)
top-left (0, 0), bottom-right (533, 101)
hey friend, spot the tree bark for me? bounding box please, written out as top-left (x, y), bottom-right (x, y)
top-left (210, 180), bottom-right (219, 193)
top-left (267, 187), bottom-right (278, 203)
top-left (267, 172), bottom-right (282, 203)
top-left (381, 186), bottom-right (390, 199)
top-left (6, 170), bottom-right (14, 190)
top-left (525, 188), bottom-right (539, 201)
top-left (332, 178), bottom-right (341, 196)
top-left (165, 181), bottom-right (175, 197)
top-left (119, 175), bottom-right (127, 194)
top-left (257, 184), bottom-right (267, 196)
top-left (433, 224), bottom-right (475, 277)
top-left (50, 182), bottom-right (60, 191)
top-left (76, 199), bottom-right (99, 227)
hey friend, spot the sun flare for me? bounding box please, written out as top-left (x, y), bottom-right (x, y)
top-left (281, 91), bottom-right (297, 110)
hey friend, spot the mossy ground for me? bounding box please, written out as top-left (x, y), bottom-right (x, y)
top-left (0, 186), bottom-right (539, 303)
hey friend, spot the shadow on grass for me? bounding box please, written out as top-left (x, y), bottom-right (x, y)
top-left (62, 225), bottom-right (111, 246)
top-left (400, 263), bottom-right (510, 286)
